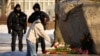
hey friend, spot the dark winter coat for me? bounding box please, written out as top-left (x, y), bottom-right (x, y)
top-left (28, 11), bottom-right (49, 25)
top-left (7, 11), bottom-right (27, 33)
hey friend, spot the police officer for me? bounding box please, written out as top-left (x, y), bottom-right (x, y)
top-left (28, 3), bottom-right (49, 54)
top-left (7, 4), bottom-right (27, 51)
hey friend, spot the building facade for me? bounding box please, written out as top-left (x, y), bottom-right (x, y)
top-left (6, 0), bottom-right (55, 18)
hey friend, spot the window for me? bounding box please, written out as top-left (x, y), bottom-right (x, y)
top-left (40, 2), bottom-right (43, 10)
top-left (30, 2), bottom-right (34, 9)
top-left (25, 2), bottom-right (29, 10)
top-left (11, 2), bottom-right (14, 9)
top-left (20, 2), bottom-right (23, 10)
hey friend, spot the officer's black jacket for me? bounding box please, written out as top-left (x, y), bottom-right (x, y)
top-left (7, 11), bottom-right (27, 33)
top-left (28, 11), bottom-right (49, 24)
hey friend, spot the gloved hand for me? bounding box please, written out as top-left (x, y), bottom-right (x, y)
top-left (8, 30), bottom-right (11, 34)
top-left (24, 30), bottom-right (26, 34)
top-left (51, 41), bottom-right (55, 47)
top-left (50, 38), bottom-right (54, 47)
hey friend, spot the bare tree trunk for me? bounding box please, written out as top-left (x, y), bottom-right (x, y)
top-left (23, 0), bottom-right (25, 12)
top-left (1, 0), bottom-right (6, 16)
top-left (0, 0), bottom-right (7, 24)
top-left (53, 0), bottom-right (65, 46)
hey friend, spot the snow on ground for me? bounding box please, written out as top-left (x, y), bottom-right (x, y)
top-left (0, 25), bottom-right (54, 56)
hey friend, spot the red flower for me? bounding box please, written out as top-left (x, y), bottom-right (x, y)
top-left (71, 48), bottom-right (77, 51)
top-left (61, 52), bottom-right (67, 55)
top-left (43, 50), bottom-right (48, 54)
top-left (54, 45), bottom-right (57, 48)
top-left (50, 51), bottom-right (56, 54)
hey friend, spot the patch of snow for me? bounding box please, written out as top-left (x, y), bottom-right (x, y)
top-left (0, 25), bottom-right (54, 56)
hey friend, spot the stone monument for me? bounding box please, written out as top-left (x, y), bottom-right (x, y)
top-left (55, 0), bottom-right (100, 54)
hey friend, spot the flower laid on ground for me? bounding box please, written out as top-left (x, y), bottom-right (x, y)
top-left (46, 44), bottom-right (80, 54)
top-left (51, 42), bottom-right (65, 49)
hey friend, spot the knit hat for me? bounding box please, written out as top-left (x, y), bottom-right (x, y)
top-left (15, 4), bottom-right (20, 8)
top-left (33, 3), bottom-right (40, 10)
top-left (14, 4), bottom-right (21, 13)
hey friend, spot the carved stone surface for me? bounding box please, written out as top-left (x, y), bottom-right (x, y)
top-left (56, 0), bottom-right (100, 54)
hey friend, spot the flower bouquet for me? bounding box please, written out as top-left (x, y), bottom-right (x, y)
top-left (46, 44), bottom-right (79, 54)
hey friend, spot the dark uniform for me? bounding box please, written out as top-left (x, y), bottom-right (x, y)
top-left (28, 3), bottom-right (49, 54)
top-left (7, 4), bottom-right (27, 51)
